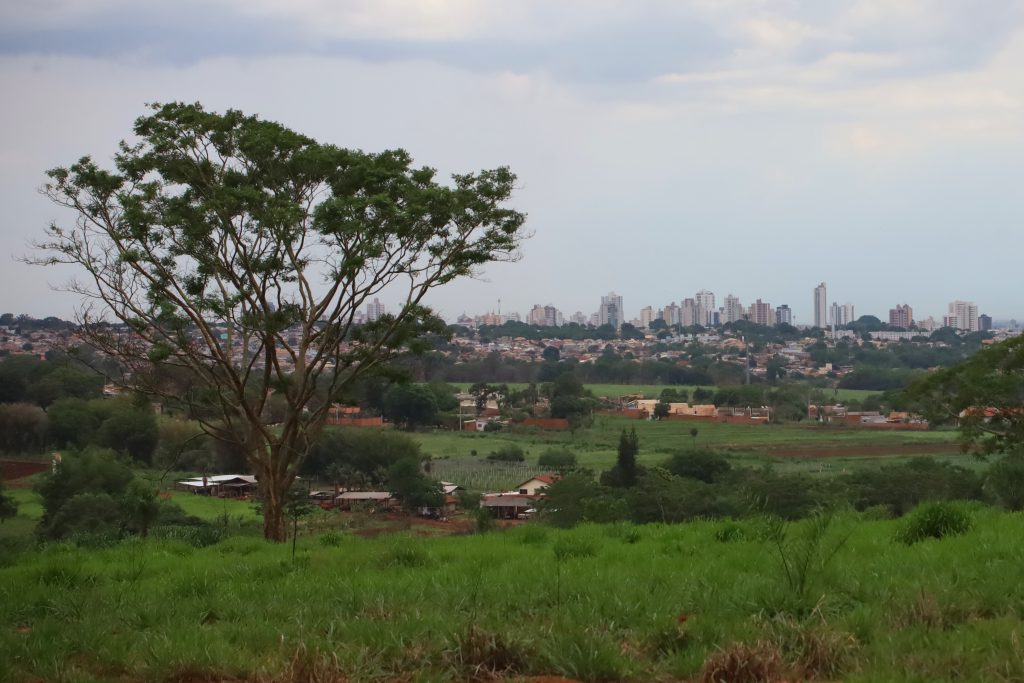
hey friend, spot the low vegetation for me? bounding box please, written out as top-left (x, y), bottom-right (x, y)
top-left (2, 507), bottom-right (1023, 682)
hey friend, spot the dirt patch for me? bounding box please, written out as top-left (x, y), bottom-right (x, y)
top-left (765, 443), bottom-right (961, 459)
top-left (0, 460), bottom-right (48, 482)
top-left (350, 512), bottom-right (477, 538)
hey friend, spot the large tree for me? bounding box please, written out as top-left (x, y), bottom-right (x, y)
top-left (909, 335), bottom-right (1024, 455)
top-left (34, 102), bottom-right (526, 540)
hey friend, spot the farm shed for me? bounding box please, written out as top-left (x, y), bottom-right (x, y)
top-left (175, 474), bottom-right (257, 497)
top-left (334, 491), bottom-right (396, 512)
top-left (481, 493), bottom-right (537, 520)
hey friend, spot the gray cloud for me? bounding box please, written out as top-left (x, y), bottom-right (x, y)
top-left (3, 1), bottom-right (1019, 85)
top-left (1, 1), bottom-right (1023, 322)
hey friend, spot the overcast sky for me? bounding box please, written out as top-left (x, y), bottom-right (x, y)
top-left (2, 0), bottom-right (1023, 325)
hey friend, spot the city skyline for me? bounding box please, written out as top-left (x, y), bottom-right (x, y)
top-left (444, 286), bottom-right (995, 332)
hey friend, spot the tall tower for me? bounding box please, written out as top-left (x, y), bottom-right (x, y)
top-left (889, 304), bottom-right (913, 329)
top-left (723, 294), bottom-right (744, 324)
top-left (947, 300), bottom-right (979, 332)
top-left (813, 283), bottom-right (827, 328)
top-left (599, 292), bottom-right (623, 330)
top-left (366, 297), bottom-right (386, 322)
top-left (695, 289), bottom-right (715, 326)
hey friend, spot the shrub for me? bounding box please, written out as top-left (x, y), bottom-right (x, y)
top-left (537, 447), bottom-right (577, 469)
top-left (987, 452), bottom-right (1024, 511)
top-left (664, 449), bottom-right (732, 483)
top-left (861, 504), bottom-right (894, 520)
top-left (474, 506), bottom-right (496, 534)
top-left (895, 502), bottom-right (972, 544)
top-left (487, 445), bottom-right (525, 462)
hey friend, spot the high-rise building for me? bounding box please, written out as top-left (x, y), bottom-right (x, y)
top-left (723, 294), bottom-right (745, 324)
top-left (681, 298), bottom-right (698, 327)
top-left (599, 292), bottom-right (623, 329)
top-left (889, 304), bottom-right (913, 329)
top-left (695, 290), bottom-right (715, 326)
top-left (527, 304), bottom-right (546, 326)
top-left (366, 297), bottom-right (386, 322)
top-left (979, 314), bottom-right (993, 331)
top-left (946, 300), bottom-right (979, 332)
top-left (547, 305), bottom-right (563, 327)
top-left (569, 311), bottom-right (587, 326)
top-left (639, 306), bottom-right (654, 329)
top-left (661, 302), bottom-right (681, 327)
top-left (748, 299), bottom-right (773, 326)
top-left (775, 304), bottom-right (792, 326)
top-left (813, 283), bottom-right (827, 328)
top-left (829, 302), bottom-right (855, 327)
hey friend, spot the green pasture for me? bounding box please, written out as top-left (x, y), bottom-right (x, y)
top-left (2, 507), bottom-right (1023, 682)
top-left (0, 489), bottom-right (42, 542)
top-left (416, 415), bottom-right (961, 474)
top-left (166, 492), bottom-right (263, 525)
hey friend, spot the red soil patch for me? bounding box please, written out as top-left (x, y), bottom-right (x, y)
top-left (0, 460), bottom-right (48, 482)
top-left (349, 512), bottom-right (477, 538)
top-left (765, 443), bottom-right (961, 458)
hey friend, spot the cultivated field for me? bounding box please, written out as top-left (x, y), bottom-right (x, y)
top-left (2, 507), bottom-right (1021, 682)
top-left (416, 415), bottom-right (963, 476)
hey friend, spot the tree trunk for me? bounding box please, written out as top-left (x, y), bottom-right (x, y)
top-left (262, 476), bottom-right (287, 542)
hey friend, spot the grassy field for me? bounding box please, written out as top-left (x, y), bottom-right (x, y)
top-left (2, 506), bottom-right (1022, 682)
top-left (0, 489), bottom-right (43, 542)
top-left (415, 415), bottom-right (962, 476)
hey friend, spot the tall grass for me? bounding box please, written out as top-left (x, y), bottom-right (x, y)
top-left (3, 509), bottom-right (1024, 681)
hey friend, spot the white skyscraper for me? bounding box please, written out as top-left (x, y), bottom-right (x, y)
top-left (829, 302), bottom-right (855, 327)
top-left (366, 297), bottom-right (386, 322)
top-left (695, 289), bottom-right (715, 326)
top-left (813, 283), bottom-right (827, 328)
top-left (599, 292), bottom-right (623, 329)
top-left (723, 294), bottom-right (744, 323)
top-left (946, 300), bottom-right (979, 332)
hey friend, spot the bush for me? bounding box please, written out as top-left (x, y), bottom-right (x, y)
top-left (537, 447), bottom-right (577, 469)
top-left (987, 453), bottom-right (1024, 511)
top-left (664, 449), bottom-right (731, 483)
top-left (486, 445), bottom-right (525, 462)
top-left (0, 403), bottom-right (47, 453)
top-left (896, 502), bottom-right (972, 544)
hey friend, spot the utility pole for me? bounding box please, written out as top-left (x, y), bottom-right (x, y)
top-left (744, 336), bottom-right (750, 385)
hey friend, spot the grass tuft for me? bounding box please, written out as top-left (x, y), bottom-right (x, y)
top-left (895, 501), bottom-right (973, 544)
top-left (698, 641), bottom-right (784, 683)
